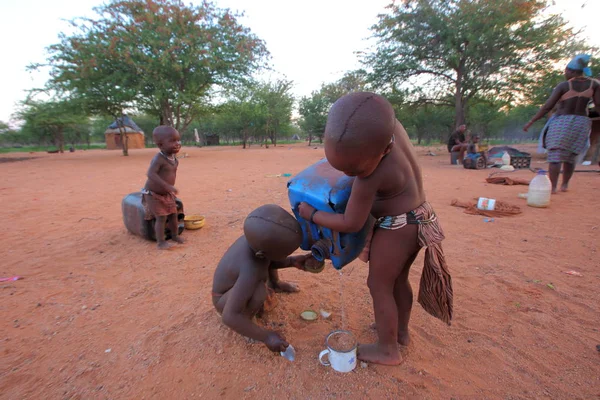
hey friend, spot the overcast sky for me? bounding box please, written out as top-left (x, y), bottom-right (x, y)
top-left (0, 0), bottom-right (597, 124)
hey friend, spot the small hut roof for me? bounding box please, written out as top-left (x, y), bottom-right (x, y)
top-left (105, 115), bottom-right (144, 135)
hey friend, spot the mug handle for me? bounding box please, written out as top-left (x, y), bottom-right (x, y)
top-left (318, 349), bottom-right (330, 366)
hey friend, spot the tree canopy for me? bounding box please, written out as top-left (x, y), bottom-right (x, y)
top-left (364, 0), bottom-right (583, 127)
top-left (191, 79), bottom-right (295, 148)
top-left (7, 0), bottom-right (596, 153)
top-left (298, 71), bottom-right (368, 144)
top-left (16, 98), bottom-right (88, 153)
top-left (34, 0), bottom-right (268, 152)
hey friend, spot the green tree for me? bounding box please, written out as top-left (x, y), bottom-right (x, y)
top-left (197, 80), bottom-right (294, 148)
top-left (206, 88), bottom-right (264, 148)
top-left (16, 99), bottom-right (88, 152)
top-left (35, 18), bottom-right (139, 155)
top-left (0, 121), bottom-right (24, 147)
top-left (36, 0), bottom-right (268, 154)
top-left (466, 100), bottom-right (504, 139)
top-left (364, 0), bottom-right (582, 128)
top-left (298, 71), bottom-right (368, 144)
top-left (0, 121), bottom-right (10, 135)
top-left (320, 70), bottom-right (369, 103)
top-left (254, 79), bottom-right (295, 147)
top-left (398, 104), bottom-right (454, 144)
top-left (298, 92), bottom-right (328, 145)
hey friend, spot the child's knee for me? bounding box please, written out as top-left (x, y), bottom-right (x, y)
top-left (367, 274), bottom-right (389, 294)
top-left (248, 284), bottom-right (268, 314)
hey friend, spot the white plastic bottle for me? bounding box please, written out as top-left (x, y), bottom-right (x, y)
top-left (500, 151), bottom-right (514, 171)
top-left (527, 170), bottom-right (552, 208)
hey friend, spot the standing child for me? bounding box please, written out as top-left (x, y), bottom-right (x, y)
top-left (142, 126), bottom-right (185, 250)
top-left (299, 92), bottom-right (453, 365)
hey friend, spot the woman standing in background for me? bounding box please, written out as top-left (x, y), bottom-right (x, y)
top-left (525, 55), bottom-right (600, 193)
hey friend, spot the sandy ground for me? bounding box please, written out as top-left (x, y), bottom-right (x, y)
top-left (0, 144), bottom-right (599, 399)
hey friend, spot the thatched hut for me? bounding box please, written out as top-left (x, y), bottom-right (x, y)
top-left (105, 116), bottom-right (145, 150)
top-left (205, 134), bottom-right (220, 146)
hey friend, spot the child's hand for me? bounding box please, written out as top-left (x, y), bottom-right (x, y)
top-left (298, 202), bottom-right (315, 220)
top-left (523, 122), bottom-right (533, 132)
top-left (291, 254), bottom-right (325, 273)
top-left (169, 185), bottom-right (178, 194)
top-left (290, 253), bottom-right (312, 270)
top-left (264, 331), bottom-right (289, 352)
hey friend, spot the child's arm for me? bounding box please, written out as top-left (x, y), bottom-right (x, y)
top-left (221, 269), bottom-right (288, 352)
top-left (146, 155), bottom-right (177, 193)
top-left (270, 253), bottom-right (312, 270)
top-left (299, 176), bottom-right (378, 233)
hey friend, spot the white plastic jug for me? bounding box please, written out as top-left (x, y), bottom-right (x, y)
top-left (527, 170), bottom-right (552, 208)
top-left (502, 151), bottom-right (511, 166)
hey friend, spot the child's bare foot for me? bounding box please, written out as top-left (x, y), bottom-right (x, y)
top-left (551, 188), bottom-right (558, 194)
top-left (358, 343), bottom-right (401, 365)
top-left (271, 281), bottom-right (299, 293)
top-left (369, 323), bottom-right (410, 345)
top-left (172, 236), bottom-right (185, 244)
top-left (157, 241), bottom-right (176, 250)
top-left (397, 330), bottom-right (410, 346)
top-left (560, 184), bottom-right (569, 192)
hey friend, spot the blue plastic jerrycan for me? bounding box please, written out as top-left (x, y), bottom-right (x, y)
top-left (287, 159), bottom-right (374, 270)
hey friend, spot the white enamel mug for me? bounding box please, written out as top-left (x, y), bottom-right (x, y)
top-left (318, 330), bottom-right (357, 373)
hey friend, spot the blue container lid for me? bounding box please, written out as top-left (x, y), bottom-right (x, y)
top-left (537, 169), bottom-right (546, 175)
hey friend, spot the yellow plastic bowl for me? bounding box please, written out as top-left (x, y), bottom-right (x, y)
top-left (184, 215), bottom-right (205, 230)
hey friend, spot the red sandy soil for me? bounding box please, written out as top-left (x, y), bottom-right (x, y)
top-left (1, 144), bottom-right (598, 399)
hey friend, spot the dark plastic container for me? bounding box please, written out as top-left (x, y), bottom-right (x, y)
top-left (122, 192), bottom-right (185, 241)
top-left (287, 159), bottom-right (373, 270)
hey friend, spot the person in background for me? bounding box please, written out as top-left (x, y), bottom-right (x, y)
top-left (447, 124), bottom-right (469, 164)
top-left (524, 54), bottom-right (600, 193)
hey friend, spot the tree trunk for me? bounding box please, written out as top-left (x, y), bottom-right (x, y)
top-left (308, 133), bottom-right (312, 146)
top-left (454, 97), bottom-right (466, 128)
top-left (454, 63), bottom-right (466, 128)
top-left (242, 129), bottom-right (247, 149)
top-left (123, 133), bottom-right (129, 156)
top-left (115, 117), bottom-right (129, 156)
top-left (416, 128), bottom-right (423, 145)
top-left (56, 128), bottom-right (64, 153)
top-left (271, 123), bottom-right (277, 147)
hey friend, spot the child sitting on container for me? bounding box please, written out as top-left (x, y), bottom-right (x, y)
top-left (467, 134), bottom-right (480, 154)
top-left (142, 125), bottom-right (184, 250)
top-left (298, 92), bottom-right (453, 366)
top-left (212, 204), bottom-right (322, 353)
top-left (462, 134), bottom-right (488, 169)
